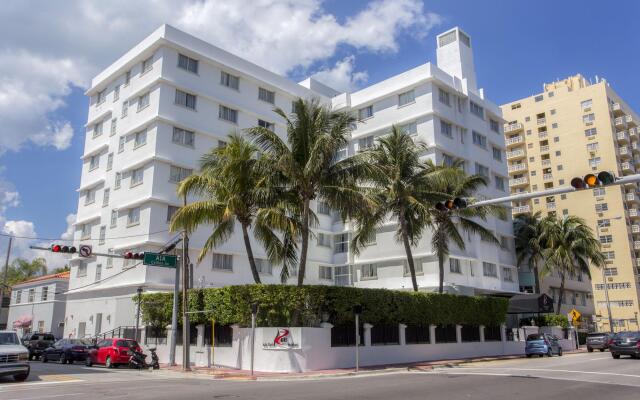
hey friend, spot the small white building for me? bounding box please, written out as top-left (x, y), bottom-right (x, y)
top-left (7, 272), bottom-right (69, 338)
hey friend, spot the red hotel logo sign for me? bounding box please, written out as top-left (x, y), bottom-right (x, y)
top-left (262, 328), bottom-right (300, 349)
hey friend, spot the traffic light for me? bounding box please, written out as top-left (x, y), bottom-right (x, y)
top-left (570, 171), bottom-right (616, 190)
top-left (124, 252), bottom-right (144, 260)
top-left (435, 198), bottom-right (467, 212)
top-left (51, 244), bottom-right (76, 253)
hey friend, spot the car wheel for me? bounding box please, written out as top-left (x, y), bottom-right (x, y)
top-left (587, 347), bottom-right (593, 352)
top-left (59, 354), bottom-right (66, 364)
top-left (547, 349), bottom-right (553, 357)
top-left (599, 348), bottom-right (605, 352)
top-left (612, 353), bottom-right (620, 359)
top-left (41, 354), bottom-right (48, 363)
top-left (526, 354), bottom-right (532, 358)
top-left (13, 373), bottom-right (29, 382)
top-left (558, 348), bottom-right (563, 357)
top-left (106, 356), bottom-right (113, 369)
top-left (85, 358), bottom-right (93, 367)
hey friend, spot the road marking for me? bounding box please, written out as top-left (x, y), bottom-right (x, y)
top-left (453, 367), bottom-right (640, 378)
top-left (6, 392), bottom-right (85, 400)
top-left (39, 374), bottom-right (80, 381)
top-left (0, 379), bottom-right (84, 391)
top-left (424, 370), bottom-right (640, 387)
top-left (589, 357), bottom-right (611, 361)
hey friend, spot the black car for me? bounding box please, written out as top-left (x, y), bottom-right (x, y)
top-left (609, 331), bottom-right (640, 359)
top-left (22, 332), bottom-right (56, 360)
top-left (42, 339), bottom-right (95, 364)
top-left (586, 332), bottom-right (611, 352)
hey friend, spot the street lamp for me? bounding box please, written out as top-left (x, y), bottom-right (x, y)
top-left (135, 286), bottom-right (143, 341)
top-left (595, 216), bottom-right (621, 333)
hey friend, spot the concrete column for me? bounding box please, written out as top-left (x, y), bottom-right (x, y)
top-left (479, 325), bottom-right (485, 342)
top-left (500, 323), bottom-right (507, 342)
top-left (429, 325), bottom-right (437, 345)
top-left (399, 323), bottom-right (407, 345)
top-left (456, 325), bottom-right (462, 344)
top-left (196, 324), bottom-right (205, 348)
top-left (363, 323), bottom-right (373, 347)
top-left (165, 324), bottom-right (173, 345)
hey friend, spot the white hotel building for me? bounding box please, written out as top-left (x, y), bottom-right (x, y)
top-left (66, 25), bottom-right (517, 338)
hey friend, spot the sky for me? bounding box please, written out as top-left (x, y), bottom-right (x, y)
top-left (1, 0), bottom-right (639, 267)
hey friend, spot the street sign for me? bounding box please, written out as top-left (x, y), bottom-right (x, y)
top-left (569, 308), bottom-right (581, 322)
top-left (143, 252), bottom-right (177, 268)
top-left (79, 245), bottom-right (92, 257)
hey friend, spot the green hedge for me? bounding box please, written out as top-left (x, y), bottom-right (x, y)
top-left (140, 285), bottom-right (508, 328)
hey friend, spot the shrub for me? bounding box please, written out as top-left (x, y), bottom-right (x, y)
top-left (140, 285), bottom-right (509, 328)
top-left (536, 314), bottom-right (569, 328)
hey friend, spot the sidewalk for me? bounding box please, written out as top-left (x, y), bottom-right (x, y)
top-left (158, 348), bottom-right (587, 381)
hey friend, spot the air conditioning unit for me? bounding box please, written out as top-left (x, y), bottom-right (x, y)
top-left (607, 277), bottom-right (614, 282)
top-left (586, 122), bottom-right (593, 126)
top-left (590, 151), bottom-right (596, 156)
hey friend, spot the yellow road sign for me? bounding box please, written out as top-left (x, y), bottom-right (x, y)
top-left (569, 308), bottom-right (581, 322)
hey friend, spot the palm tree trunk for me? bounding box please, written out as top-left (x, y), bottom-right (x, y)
top-left (556, 273), bottom-right (565, 314)
top-left (399, 215), bottom-right (419, 292)
top-left (533, 265), bottom-right (541, 294)
top-left (241, 223), bottom-right (261, 284)
top-left (438, 251), bottom-right (445, 294)
top-left (297, 198), bottom-right (311, 287)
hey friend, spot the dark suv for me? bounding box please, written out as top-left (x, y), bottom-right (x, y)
top-left (609, 331), bottom-right (640, 359)
top-left (22, 333), bottom-right (56, 360)
top-left (586, 332), bottom-right (611, 352)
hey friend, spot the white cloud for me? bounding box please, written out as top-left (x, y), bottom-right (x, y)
top-left (312, 56), bottom-right (369, 92)
top-left (60, 214), bottom-right (77, 241)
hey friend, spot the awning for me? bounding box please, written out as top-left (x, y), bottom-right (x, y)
top-left (507, 293), bottom-right (554, 314)
top-left (13, 315), bottom-right (32, 328)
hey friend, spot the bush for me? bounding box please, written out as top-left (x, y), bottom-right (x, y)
top-left (536, 314), bottom-right (569, 328)
top-left (140, 285), bottom-right (509, 328)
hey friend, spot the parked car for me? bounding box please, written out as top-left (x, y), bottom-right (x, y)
top-left (85, 338), bottom-right (142, 368)
top-left (0, 330), bottom-right (30, 381)
top-left (41, 339), bottom-right (95, 364)
top-left (525, 333), bottom-right (563, 357)
top-left (586, 332), bottom-right (611, 352)
top-left (21, 333), bottom-right (56, 361)
top-left (609, 331), bottom-right (640, 359)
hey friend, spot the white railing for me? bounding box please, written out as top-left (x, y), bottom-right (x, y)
top-left (621, 162), bottom-right (634, 171)
top-left (629, 209), bottom-right (640, 217)
top-left (508, 163), bottom-right (527, 172)
top-left (615, 117), bottom-right (626, 126)
top-left (617, 131), bottom-right (629, 141)
top-left (504, 123), bottom-right (523, 133)
top-left (541, 159), bottom-right (551, 167)
top-left (538, 132), bottom-right (548, 139)
top-left (634, 241), bottom-right (640, 250)
top-left (611, 102), bottom-right (622, 113)
top-left (546, 202), bottom-right (556, 210)
top-left (509, 177), bottom-right (528, 186)
top-left (512, 205), bottom-right (531, 213)
top-left (632, 225), bottom-right (640, 234)
top-left (543, 173), bottom-right (553, 181)
top-left (540, 145), bottom-right (550, 152)
top-left (506, 149), bottom-right (525, 159)
top-left (506, 136), bottom-right (524, 145)
top-left (626, 192), bottom-right (638, 201)
top-left (537, 118), bottom-right (546, 125)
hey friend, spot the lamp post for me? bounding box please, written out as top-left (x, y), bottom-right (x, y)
top-left (135, 286), bottom-right (143, 342)
top-left (353, 305), bottom-right (362, 373)
top-left (250, 302), bottom-right (259, 377)
top-left (596, 216), bottom-right (621, 333)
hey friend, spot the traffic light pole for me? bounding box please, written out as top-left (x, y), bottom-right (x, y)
top-left (181, 195), bottom-right (191, 371)
top-left (1, 236), bottom-right (12, 309)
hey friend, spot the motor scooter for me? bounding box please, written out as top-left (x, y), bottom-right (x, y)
top-left (127, 348), bottom-right (148, 369)
top-left (148, 347), bottom-right (160, 370)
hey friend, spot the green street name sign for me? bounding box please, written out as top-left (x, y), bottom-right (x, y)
top-left (143, 252), bottom-right (177, 268)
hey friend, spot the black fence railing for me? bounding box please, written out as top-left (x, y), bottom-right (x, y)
top-left (144, 326), bottom-right (167, 346)
top-left (95, 326), bottom-right (139, 342)
top-left (204, 323), bottom-right (233, 347)
top-left (461, 325), bottom-right (480, 342)
top-left (435, 325), bottom-right (457, 343)
top-left (371, 324), bottom-right (399, 345)
top-left (331, 324), bottom-right (364, 347)
top-left (175, 324), bottom-right (198, 346)
top-left (405, 324), bottom-right (430, 344)
top-left (484, 326), bottom-right (502, 342)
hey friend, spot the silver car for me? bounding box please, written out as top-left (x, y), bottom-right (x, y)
top-left (0, 331), bottom-right (30, 382)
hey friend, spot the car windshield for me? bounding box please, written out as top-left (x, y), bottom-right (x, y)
top-left (116, 340), bottom-right (138, 347)
top-left (587, 333), bottom-right (607, 337)
top-left (526, 334), bottom-right (545, 341)
top-left (0, 332), bottom-right (20, 345)
top-left (69, 339), bottom-right (93, 345)
top-left (614, 332), bottom-right (640, 339)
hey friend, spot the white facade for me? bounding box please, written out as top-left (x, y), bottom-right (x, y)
top-left (67, 25), bottom-right (517, 338)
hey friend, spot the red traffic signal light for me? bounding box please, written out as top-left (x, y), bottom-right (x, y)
top-left (124, 252), bottom-right (144, 260)
top-left (571, 171), bottom-right (616, 189)
top-left (51, 244), bottom-right (76, 253)
top-left (52, 244), bottom-right (61, 253)
top-left (435, 198), bottom-right (467, 212)
top-left (124, 252), bottom-right (133, 259)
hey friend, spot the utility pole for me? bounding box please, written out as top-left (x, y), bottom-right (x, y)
top-left (596, 217), bottom-right (620, 333)
top-left (181, 195), bottom-right (191, 371)
top-left (0, 236), bottom-right (12, 309)
top-left (169, 257), bottom-right (180, 366)
top-left (135, 286), bottom-right (143, 342)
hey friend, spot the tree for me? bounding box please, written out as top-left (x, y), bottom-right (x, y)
top-left (350, 126), bottom-right (442, 292)
top-left (6, 258), bottom-right (47, 286)
top-left (513, 212), bottom-right (545, 293)
top-left (170, 133), bottom-right (292, 284)
top-left (538, 215), bottom-right (605, 314)
top-left (52, 265), bottom-right (70, 274)
top-left (427, 160), bottom-right (505, 294)
top-left (248, 98), bottom-right (365, 285)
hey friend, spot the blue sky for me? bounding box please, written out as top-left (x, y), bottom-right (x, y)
top-left (1, 0), bottom-right (639, 261)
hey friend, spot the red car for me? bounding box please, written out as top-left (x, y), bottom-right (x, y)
top-left (85, 338), bottom-right (141, 368)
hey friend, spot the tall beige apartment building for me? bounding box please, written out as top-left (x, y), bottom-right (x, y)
top-left (502, 74), bottom-right (640, 332)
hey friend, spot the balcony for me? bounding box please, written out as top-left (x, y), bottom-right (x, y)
top-left (506, 136), bottom-right (524, 146)
top-left (634, 241), bottom-right (640, 250)
top-left (506, 149), bottom-right (526, 160)
top-left (615, 116), bottom-right (626, 128)
top-left (537, 118), bottom-right (546, 125)
top-left (619, 146), bottom-right (631, 158)
top-left (543, 173), bottom-right (553, 181)
top-left (611, 102), bottom-right (624, 116)
top-left (541, 159), bottom-right (551, 167)
top-left (504, 123), bottom-right (523, 133)
top-left (509, 177), bottom-right (529, 187)
top-left (546, 202), bottom-right (557, 210)
top-left (540, 145), bottom-right (550, 153)
top-left (629, 127), bottom-right (638, 139)
top-left (617, 131), bottom-right (630, 143)
top-left (512, 205), bottom-right (531, 214)
top-left (632, 141), bottom-right (640, 153)
top-left (626, 192), bottom-right (639, 203)
top-left (629, 209), bottom-right (640, 219)
top-left (538, 131), bottom-right (548, 139)
top-left (621, 162), bottom-right (635, 173)
top-left (508, 163), bottom-right (528, 173)
top-left (632, 225), bottom-right (640, 234)
top-left (625, 115), bottom-right (636, 127)
top-left (636, 258), bottom-right (640, 267)
top-left (634, 156), bottom-right (640, 166)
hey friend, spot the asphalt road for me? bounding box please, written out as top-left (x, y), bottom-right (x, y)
top-left (0, 352), bottom-right (638, 400)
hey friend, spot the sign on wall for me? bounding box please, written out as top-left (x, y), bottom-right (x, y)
top-left (262, 328), bottom-right (301, 350)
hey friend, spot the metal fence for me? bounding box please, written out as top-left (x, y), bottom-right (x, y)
top-left (405, 324), bottom-right (430, 344)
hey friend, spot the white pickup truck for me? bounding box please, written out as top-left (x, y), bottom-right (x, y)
top-left (0, 331), bottom-right (30, 382)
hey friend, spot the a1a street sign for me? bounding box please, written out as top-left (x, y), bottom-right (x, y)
top-left (143, 252), bottom-right (177, 268)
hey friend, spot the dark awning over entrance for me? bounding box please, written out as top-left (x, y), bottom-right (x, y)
top-left (507, 293), bottom-right (554, 314)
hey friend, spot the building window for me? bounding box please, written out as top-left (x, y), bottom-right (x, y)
top-left (106, 257), bottom-right (113, 269)
top-left (212, 253), bottom-right (233, 271)
top-left (358, 135), bottom-right (374, 151)
top-left (117, 136), bottom-right (125, 154)
top-left (438, 88), bottom-right (450, 106)
top-left (169, 165), bottom-right (193, 183)
top-left (15, 290), bottom-right (21, 304)
top-left (583, 113), bottom-right (595, 123)
top-left (482, 262), bottom-right (497, 277)
top-left (603, 251), bottom-right (615, 260)
top-left (113, 85), bottom-right (120, 101)
top-left (495, 176), bottom-right (505, 191)
top-left (96, 90), bottom-right (106, 105)
top-left (443, 153), bottom-right (454, 167)
top-left (220, 71), bottom-right (239, 90)
top-left (89, 155), bottom-right (99, 171)
top-left (124, 70), bottom-right (131, 86)
top-left (121, 100), bottom-right (128, 118)
top-left (172, 127), bottom-right (195, 147)
top-left (595, 203), bottom-right (608, 212)
top-left (361, 264), bottom-right (377, 279)
top-left (492, 146), bottom-right (502, 161)
top-left (137, 92), bottom-right (150, 111)
top-left (175, 89), bottom-right (197, 110)
top-left (317, 201), bottom-right (331, 215)
top-left (127, 207), bottom-right (140, 226)
top-left (102, 188), bottom-right (110, 207)
top-left (474, 163), bottom-right (489, 178)
top-left (141, 55), bottom-right (153, 74)
top-left (555, 150), bottom-right (561, 156)
top-left (470, 101), bottom-right (484, 119)
top-left (93, 121), bottom-right (103, 138)
top-left (319, 266), bottom-right (333, 280)
top-left (534, 95), bottom-right (543, 102)
top-left (552, 123), bottom-right (558, 129)
top-left (589, 157), bottom-right (601, 168)
top-left (81, 224), bottom-right (91, 240)
top-left (28, 289), bottom-right (35, 303)
top-left (255, 259), bottom-right (272, 275)
top-left (449, 258), bottom-right (461, 274)
top-left (584, 128), bottom-right (597, 137)
top-left (114, 172), bottom-right (122, 190)
top-left (219, 105), bottom-right (238, 123)
top-left (581, 99), bottom-right (593, 110)
top-left (593, 187), bottom-right (606, 196)
top-left (440, 120), bottom-right (453, 138)
top-left (98, 226), bottom-right (106, 245)
top-left (178, 54), bottom-right (198, 74)
top-left (41, 286), bottom-right (48, 301)
top-left (597, 219), bottom-right (611, 228)
top-left (258, 119), bottom-right (275, 131)
top-left (358, 105), bottom-right (373, 120)
top-left (502, 267), bottom-right (514, 282)
top-left (336, 146), bottom-right (348, 161)
top-left (258, 87), bottom-right (275, 104)
top-left (166, 205), bottom-right (179, 223)
top-left (110, 210), bottom-right (118, 228)
top-left (511, 103), bottom-right (521, 110)
top-left (599, 235), bottom-right (613, 244)
top-left (587, 142), bottom-right (599, 151)
top-left (131, 168), bottom-right (144, 187)
top-left (398, 89), bottom-right (415, 106)
top-left (490, 119), bottom-right (500, 133)
top-left (134, 130), bottom-right (147, 148)
top-left (110, 118), bottom-right (117, 136)
top-left (334, 233), bottom-right (348, 254)
top-left (95, 264), bottom-right (102, 282)
top-left (472, 131), bottom-right (487, 148)
top-left (604, 268), bottom-right (618, 276)
top-left (399, 121), bottom-right (417, 136)
top-left (77, 263), bottom-right (87, 278)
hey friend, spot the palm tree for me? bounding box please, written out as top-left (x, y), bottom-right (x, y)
top-left (248, 98), bottom-right (366, 286)
top-left (538, 215), bottom-right (605, 314)
top-left (170, 133), bottom-right (289, 284)
top-left (7, 258), bottom-right (47, 286)
top-left (513, 212), bottom-right (545, 294)
top-left (350, 126), bottom-right (442, 292)
top-left (427, 160), bottom-right (505, 294)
